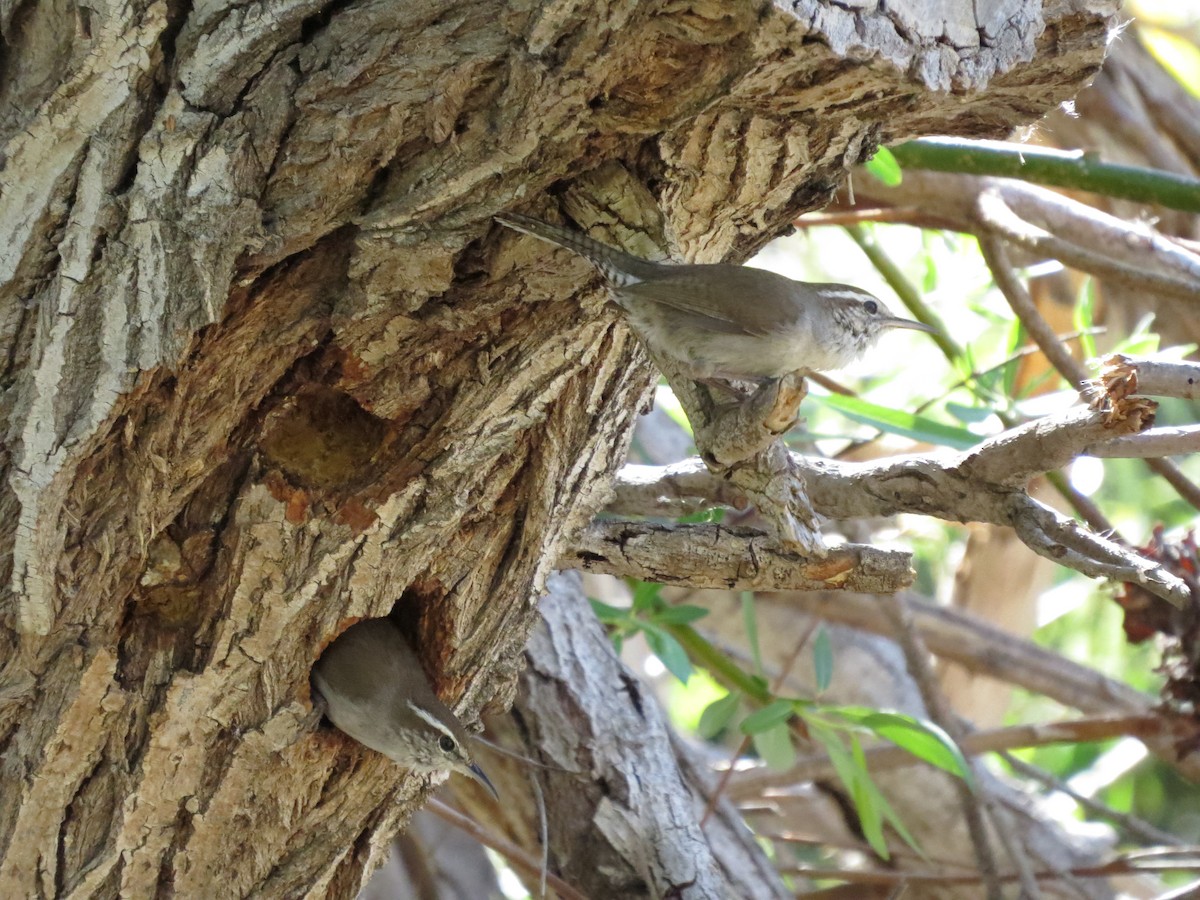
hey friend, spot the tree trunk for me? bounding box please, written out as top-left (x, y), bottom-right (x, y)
top-left (0, 0), bottom-right (1118, 895)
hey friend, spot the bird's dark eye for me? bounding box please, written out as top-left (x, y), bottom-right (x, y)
top-left (439, 735), bottom-right (456, 753)
top-left (863, 300), bottom-right (879, 314)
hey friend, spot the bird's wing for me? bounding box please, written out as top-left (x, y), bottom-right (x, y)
top-left (618, 265), bottom-right (800, 337)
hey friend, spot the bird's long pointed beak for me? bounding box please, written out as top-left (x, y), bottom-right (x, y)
top-left (884, 317), bottom-right (937, 334)
top-left (466, 762), bottom-right (499, 799)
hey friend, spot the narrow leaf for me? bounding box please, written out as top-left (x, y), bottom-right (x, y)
top-left (752, 722), bottom-right (797, 771)
top-left (848, 736), bottom-right (893, 858)
top-left (944, 401), bottom-right (993, 425)
top-left (630, 580), bottom-right (663, 613)
top-left (819, 393), bottom-right (979, 450)
top-left (829, 707), bottom-right (974, 785)
top-left (740, 699), bottom-right (795, 735)
top-left (588, 599), bottom-right (629, 623)
top-left (697, 693), bottom-right (740, 739)
top-left (677, 507), bottom-right (726, 525)
top-left (641, 625), bottom-right (692, 684)
top-left (809, 721), bottom-right (889, 860)
top-left (1074, 278), bottom-right (1098, 362)
top-left (852, 735), bottom-right (925, 857)
top-left (654, 604), bottom-right (710, 625)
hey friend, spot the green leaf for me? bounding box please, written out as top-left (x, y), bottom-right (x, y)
top-left (741, 592), bottom-right (763, 676)
top-left (807, 721), bottom-right (889, 860)
top-left (944, 401), bottom-right (993, 425)
top-left (752, 722), bottom-right (797, 771)
top-left (828, 707), bottom-right (974, 786)
top-left (653, 604), bottom-right (710, 625)
top-left (848, 747), bottom-right (887, 857)
top-left (851, 736), bottom-right (924, 858)
top-left (589, 598), bottom-right (630, 624)
top-left (865, 146), bottom-right (903, 186)
top-left (697, 692), bottom-right (741, 739)
top-left (740, 699), bottom-right (795, 735)
top-left (813, 626), bottom-right (834, 693)
top-left (819, 393), bottom-right (980, 450)
top-left (630, 580), bottom-right (663, 613)
top-left (641, 624), bottom-right (692, 684)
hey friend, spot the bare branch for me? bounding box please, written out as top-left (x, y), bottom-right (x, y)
top-left (768, 591), bottom-right (1149, 714)
top-left (975, 185), bottom-right (1200, 302)
top-left (564, 521), bottom-right (913, 593)
top-left (653, 353), bottom-right (825, 556)
top-left (876, 593), bottom-right (1008, 899)
top-left (999, 753), bottom-right (1184, 847)
top-left (958, 406), bottom-right (1149, 486)
top-left (1010, 495), bottom-right (1189, 607)
top-left (982, 242), bottom-right (1200, 512)
top-left (1098, 354), bottom-right (1200, 402)
top-left (730, 713), bottom-right (1187, 796)
top-left (1087, 426), bottom-right (1200, 458)
top-left (694, 374), bottom-right (808, 467)
top-left (1001, 180), bottom-right (1200, 283)
top-left (610, 461), bottom-right (748, 518)
top-left (601, 394), bottom-right (1191, 606)
top-left (426, 800), bottom-right (588, 900)
top-left (978, 232), bottom-right (1091, 390)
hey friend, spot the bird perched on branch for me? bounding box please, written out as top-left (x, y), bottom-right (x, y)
top-left (495, 212), bottom-right (933, 382)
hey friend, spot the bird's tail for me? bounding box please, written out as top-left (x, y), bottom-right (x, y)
top-left (494, 212), bottom-right (662, 287)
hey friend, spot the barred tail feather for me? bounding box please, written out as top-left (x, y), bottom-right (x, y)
top-left (494, 212), bottom-right (660, 287)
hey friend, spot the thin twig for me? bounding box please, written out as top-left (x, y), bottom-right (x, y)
top-left (998, 751), bottom-right (1183, 847)
top-left (785, 851), bottom-right (1200, 887)
top-left (700, 618), bottom-right (820, 827)
top-left (983, 235), bottom-right (1200, 513)
top-left (731, 713), bottom-right (1183, 796)
top-left (530, 773), bottom-right (549, 899)
top-left (1087, 426), bottom-right (1200, 459)
top-left (797, 206), bottom-right (961, 230)
top-left (877, 593), bottom-right (1009, 900)
top-left (975, 187), bottom-right (1200, 300)
top-left (427, 799), bottom-right (590, 900)
top-left (979, 233), bottom-right (1090, 390)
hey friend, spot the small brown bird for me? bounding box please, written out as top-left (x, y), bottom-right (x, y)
top-left (495, 212), bottom-right (934, 381)
top-left (312, 618), bottom-right (497, 797)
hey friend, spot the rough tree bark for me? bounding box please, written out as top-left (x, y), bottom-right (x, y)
top-left (0, 0), bottom-right (1118, 896)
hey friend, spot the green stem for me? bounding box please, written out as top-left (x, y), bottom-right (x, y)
top-left (890, 138), bottom-right (1200, 214)
top-left (667, 624), bottom-right (771, 704)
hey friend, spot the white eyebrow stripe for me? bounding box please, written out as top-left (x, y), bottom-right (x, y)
top-left (407, 701), bottom-right (458, 744)
top-left (823, 290), bottom-right (874, 302)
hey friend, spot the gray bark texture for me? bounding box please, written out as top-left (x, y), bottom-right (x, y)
top-left (0, 0), bottom-right (1117, 896)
